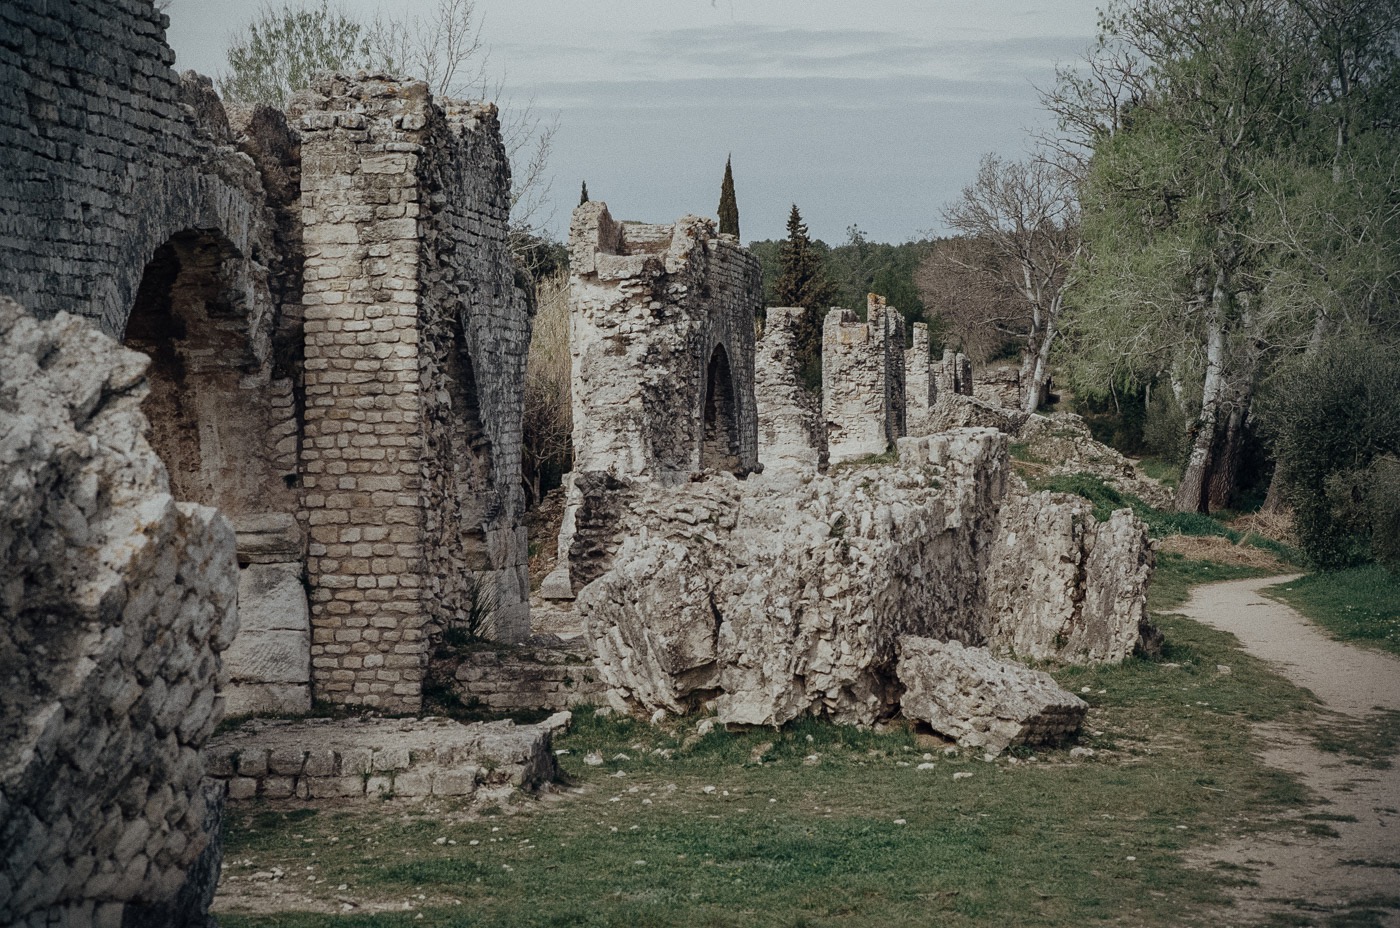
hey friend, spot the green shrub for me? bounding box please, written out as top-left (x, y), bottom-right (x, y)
top-left (1033, 473), bottom-right (1237, 540)
top-left (1258, 339), bottom-right (1400, 570)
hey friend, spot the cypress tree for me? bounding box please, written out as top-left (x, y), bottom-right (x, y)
top-left (717, 156), bottom-right (739, 238)
top-left (579, 180), bottom-right (590, 206)
top-left (775, 204), bottom-right (837, 391)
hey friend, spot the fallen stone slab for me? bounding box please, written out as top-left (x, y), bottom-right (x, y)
top-left (206, 714), bottom-right (568, 802)
top-left (897, 637), bottom-right (1086, 754)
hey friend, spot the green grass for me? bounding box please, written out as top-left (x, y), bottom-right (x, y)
top-left (1138, 458), bottom-right (1181, 488)
top-left (1265, 565), bottom-right (1400, 657)
top-left (1033, 473), bottom-right (1240, 540)
top-left (1148, 552), bottom-right (1278, 614)
top-left (217, 555), bottom-right (1329, 928)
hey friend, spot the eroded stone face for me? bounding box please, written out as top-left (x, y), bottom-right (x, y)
top-left (821, 299), bottom-right (907, 465)
top-left (573, 429), bottom-right (1153, 726)
top-left (0, 299), bottom-right (238, 928)
top-left (755, 307), bottom-right (827, 474)
top-left (897, 637), bottom-right (1087, 754)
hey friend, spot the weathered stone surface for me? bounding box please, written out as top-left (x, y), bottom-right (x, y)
top-left (232, 513), bottom-right (304, 563)
top-left (223, 564), bottom-right (312, 713)
top-left (545, 202), bottom-right (761, 598)
top-left (984, 492), bottom-right (1154, 664)
top-left (915, 392), bottom-right (1029, 437)
top-left (1014, 413), bottom-right (1174, 508)
top-left (0, 299), bottom-right (237, 928)
top-left (449, 642), bottom-right (607, 712)
top-left (578, 429), bottom-right (1011, 725)
top-left (574, 428), bottom-right (1152, 725)
top-left (897, 637), bottom-right (1087, 753)
top-left (972, 365), bottom-right (1023, 409)
top-left (756, 307), bottom-right (827, 473)
top-left (206, 715), bottom-right (567, 801)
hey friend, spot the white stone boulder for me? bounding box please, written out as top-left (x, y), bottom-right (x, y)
top-left (897, 637), bottom-right (1087, 753)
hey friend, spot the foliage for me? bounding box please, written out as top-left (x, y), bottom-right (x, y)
top-left (1050, 0), bottom-right (1400, 513)
top-left (218, 0), bottom-right (373, 109)
top-left (919, 154), bottom-right (1080, 413)
top-left (1256, 338), bottom-right (1400, 569)
top-left (1267, 566), bottom-right (1400, 656)
top-left (521, 272), bottom-right (571, 506)
top-left (717, 156), bottom-right (739, 238)
top-left (1032, 472), bottom-right (1245, 542)
top-left (772, 205), bottom-right (839, 390)
top-left (579, 180), bottom-right (589, 206)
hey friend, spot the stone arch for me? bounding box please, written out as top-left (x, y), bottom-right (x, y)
top-left (702, 343), bottom-right (743, 473)
top-left (125, 226), bottom-right (308, 715)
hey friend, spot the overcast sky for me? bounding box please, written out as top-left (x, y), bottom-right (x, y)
top-left (166, 1), bottom-right (1101, 244)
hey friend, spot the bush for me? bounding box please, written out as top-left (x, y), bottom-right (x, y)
top-left (1258, 340), bottom-right (1400, 570)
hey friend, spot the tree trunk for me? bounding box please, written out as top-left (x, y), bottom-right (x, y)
top-left (1022, 323), bottom-right (1056, 415)
top-left (1175, 300), bottom-right (1226, 513)
top-left (1206, 402), bottom-right (1246, 511)
top-left (1260, 466), bottom-right (1288, 514)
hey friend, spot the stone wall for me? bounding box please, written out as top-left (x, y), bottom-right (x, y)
top-left (451, 646), bottom-right (607, 713)
top-left (936, 349), bottom-right (974, 398)
top-left (295, 75), bottom-right (533, 711)
top-left (821, 298), bottom-right (906, 465)
top-left (755, 307), bottom-right (827, 473)
top-left (1, 299), bottom-right (237, 928)
top-left (542, 202), bottom-right (762, 599)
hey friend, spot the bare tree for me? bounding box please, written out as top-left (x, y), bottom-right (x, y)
top-left (914, 237), bottom-right (1022, 365)
top-left (932, 153), bottom-right (1080, 414)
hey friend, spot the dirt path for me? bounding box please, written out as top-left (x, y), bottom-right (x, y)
top-left (1178, 575), bottom-right (1400, 926)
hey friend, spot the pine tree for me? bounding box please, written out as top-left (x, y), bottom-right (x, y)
top-left (717, 156), bottom-right (739, 238)
top-left (579, 181), bottom-right (589, 206)
top-left (775, 204), bottom-right (837, 391)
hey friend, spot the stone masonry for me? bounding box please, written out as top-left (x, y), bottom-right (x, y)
top-left (755, 306), bottom-right (827, 473)
top-left (541, 202), bottom-right (761, 599)
top-left (1, 5), bottom-right (534, 713)
top-left (821, 296), bottom-right (906, 465)
top-left (295, 75), bottom-right (533, 710)
top-left (906, 322), bottom-right (937, 426)
top-left (1, 299), bottom-right (238, 928)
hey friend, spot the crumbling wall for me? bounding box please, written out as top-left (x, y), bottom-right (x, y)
top-left (295, 74), bottom-right (533, 710)
top-left (574, 428), bottom-right (1154, 726)
top-left (542, 202), bottom-right (761, 599)
top-left (906, 322), bottom-right (937, 427)
top-left (0, 299), bottom-right (237, 928)
top-left (0, 0), bottom-right (309, 718)
top-left (755, 307), bottom-right (827, 473)
top-left (566, 202), bottom-right (760, 481)
top-left (821, 299), bottom-right (906, 465)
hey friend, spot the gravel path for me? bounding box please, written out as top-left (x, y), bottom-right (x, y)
top-left (1179, 574), bottom-right (1400, 926)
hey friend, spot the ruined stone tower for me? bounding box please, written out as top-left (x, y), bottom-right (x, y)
top-left (821, 296), bottom-right (907, 464)
top-left (540, 202), bottom-right (762, 598)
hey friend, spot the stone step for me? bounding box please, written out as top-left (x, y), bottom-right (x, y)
top-left (206, 714), bottom-right (568, 802)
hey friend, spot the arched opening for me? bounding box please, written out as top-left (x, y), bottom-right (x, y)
top-left (124, 229), bottom-right (295, 517)
top-left (125, 228), bottom-right (308, 715)
top-left (445, 319), bottom-right (495, 572)
top-left (702, 344), bottom-right (742, 473)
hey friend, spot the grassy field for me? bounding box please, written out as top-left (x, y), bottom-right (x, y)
top-left (215, 555), bottom-right (1353, 928)
top-left (1266, 565), bottom-right (1400, 658)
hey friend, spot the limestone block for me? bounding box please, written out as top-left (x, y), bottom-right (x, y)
top-left (897, 637), bottom-right (1087, 753)
top-left (984, 493), bottom-right (1153, 664)
top-left (225, 563), bottom-right (311, 696)
top-left (232, 513), bottom-right (304, 561)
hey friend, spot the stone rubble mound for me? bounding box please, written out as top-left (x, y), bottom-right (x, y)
top-left (576, 428), bottom-right (1152, 727)
top-left (206, 714), bottom-right (568, 802)
top-left (897, 637), bottom-right (1087, 753)
top-left (0, 300), bottom-right (239, 928)
top-left (1014, 412), bottom-right (1175, 509)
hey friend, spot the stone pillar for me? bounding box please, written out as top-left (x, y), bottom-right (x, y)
top-left (755, 306), bottom-right (826, 473)
top-left (299, 89), bottom-right (431, 711)
top-left (822, 308), bottom-right (889, 464)
top-left (869, 294), bottom-right (906, 443)
top-left (907, 322), bottom-right (936, 429)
